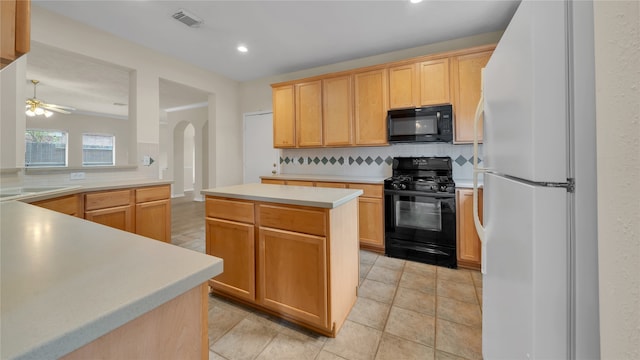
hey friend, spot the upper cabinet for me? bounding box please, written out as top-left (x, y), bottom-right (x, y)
top-left (451, 50), bottom-right (493, 143)
top-left (354, 68), bottom-right (388, 146)
top-left (323, 75), bottom-right (353, 146)
top-left (388, 63), bottom-right (419, 109)
top-left (271, 44), bottom-right (494, 148)
top-left (295, 80), bottom-right (323, 147)
top-left (419, 58), bottom-right (451, 106)
top-left (272, 85), bottom-right (296, 148)
top-left (0, 0), bottom-right (30, 69)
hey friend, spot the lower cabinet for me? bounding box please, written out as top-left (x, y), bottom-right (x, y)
top-left (205, 195), bottom-right (359, 337)
top-left (84, 189), bottom-right (134, 232)
top-left (456, 188), bottom-right (483, 270)
top-left (206, 218), bottom-right (256, 302)
top-left (32, 194), bottom-right (82, 217)
top-left (258, 227), bottom-right (328, 329)
top-left (135, 185), bottom-right (172, 242)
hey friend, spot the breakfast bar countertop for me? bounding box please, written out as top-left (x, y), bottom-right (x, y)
top-left (201, 183), bottom-right (363, 209)
top-left (0, 201), bottom-right (222, 360)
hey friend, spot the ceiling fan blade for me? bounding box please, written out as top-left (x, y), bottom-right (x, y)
top-left (40, 105), bottom-right (73, 114)
top-left (41, 103), bottom-right (76, 112)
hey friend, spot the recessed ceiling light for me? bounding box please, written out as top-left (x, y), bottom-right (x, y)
top-left (237, 45), bottom-right (248, 53)
top-left (410, 0), bottom-right (423, 3)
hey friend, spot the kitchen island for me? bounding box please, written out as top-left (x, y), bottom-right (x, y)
top-left (0, 201), bottom-right (223, 360)
top-left (201, 183), bottom-right (363, 337)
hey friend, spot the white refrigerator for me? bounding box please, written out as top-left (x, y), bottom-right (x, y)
top-left (473, 0), bottom-right (600, 359)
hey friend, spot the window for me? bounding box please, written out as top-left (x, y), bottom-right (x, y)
top-left (83, 134), bottom-right (115, 166)
top-left (25, 129), bottom-right (68, 167)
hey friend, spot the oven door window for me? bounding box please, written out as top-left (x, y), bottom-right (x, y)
top-left (395, 198), bottom-right (442, 231)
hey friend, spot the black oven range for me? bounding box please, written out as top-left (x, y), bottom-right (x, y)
top-left (384, 157), bottom-right (457, 268)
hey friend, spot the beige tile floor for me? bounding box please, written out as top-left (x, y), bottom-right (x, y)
top-left (172, 194), bottom-right (483, 360)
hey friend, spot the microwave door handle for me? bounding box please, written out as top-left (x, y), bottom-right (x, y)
top-left (473, 77), bottom-right (487, 274)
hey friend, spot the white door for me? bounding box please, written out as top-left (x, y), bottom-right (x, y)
top-left (243, 112), bottom-right (279, 184)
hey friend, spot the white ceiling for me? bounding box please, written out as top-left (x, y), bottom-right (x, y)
top-left (28, 0), bottom-right (520, 117)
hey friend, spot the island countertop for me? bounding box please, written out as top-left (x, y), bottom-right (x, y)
top-left (0, 201), bottom-right (223, 360)
top-left (201, 183), bottom-right (363, 209)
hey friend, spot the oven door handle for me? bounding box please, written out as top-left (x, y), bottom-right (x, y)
top-left (384, 189), bottom-right (455, 198)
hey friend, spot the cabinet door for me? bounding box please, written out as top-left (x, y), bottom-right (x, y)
top-left (389, 63), bottom-right (419, 109)
top-left (85, 205), bottom-right (134, 232)
top-left (32, 194), bottom-right (82, 217)
top-left (0, 0), bottom-right (30, 70)
top-left (451, 50), bottom-right (492, 143)
top-left (456, 189), bottom-right (483, 270)
top-left (419, 58), bottom-right (450, 106)
top-left (206, 218), bottom-right (256, 302)
top-left (272, 85), bottom-right (296, 148)
top-left (356, 197), bottom-right (384, 251)
top-left (136, 199), bottom-right (171, 242)
top-left (258, 227), bottom-right (328, 329)
top-left (354, 69), bottom-right (388, 145)
top-left (323, 75), bottom-right (353, 146)
top-left (296, 80), bottom-right (323, 147)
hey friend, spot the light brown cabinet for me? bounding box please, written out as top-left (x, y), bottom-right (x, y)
top-left (272, 85), bottom-right (296, 148)
top-left (451, 50), bottom-right (492, 143)
top-left (323, 75), bottom-right (353, 146)
top-left (260, 178), bottom-right (385, 253)
top-left (456, 188), bottom-right (483, 270)
top-left (84, 189), bottom-right (134, 232)
top-left (295, 80), bottom-right (323, 147)
top-left (419, 58), bottom-right (451, 106)
top-left (32, 194), bottom-right (82, 217)
top-left (388, 63), bottom-right (419, 109)
top-left (0, 0), bottom-right (30, 69)
top-left (205, 195), bottom-right (359, 337)
top-left (135, 185), bottom-right (171, 243)
top-left (354, 68), bottom-right (388, 145)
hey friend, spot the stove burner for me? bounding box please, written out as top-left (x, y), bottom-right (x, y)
top-left (384, 157), bottom-right (455, 194)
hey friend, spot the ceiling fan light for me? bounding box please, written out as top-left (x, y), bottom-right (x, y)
top-left (34, 107), bottom-right (45, 115)
top-left (44, 110), bottom-right (53, 118)
top-left (25, 109), bottom-right (36, 117)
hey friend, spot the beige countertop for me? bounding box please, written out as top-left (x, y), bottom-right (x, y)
top-left (0, 179), bottom-right (172, 203)
top-left (260, 174), bottom-right (386, 184)
top-left (0, 201), bottom-right (222, 360)
top-left (202, 183), bottom-right (363, 209)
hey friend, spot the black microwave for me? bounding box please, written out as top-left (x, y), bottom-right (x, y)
top-left (387, 104), bottom-right (453, 143)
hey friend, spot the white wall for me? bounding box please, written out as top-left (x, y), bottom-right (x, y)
top-left (0, 5), bottom-right (243, 188)
top-left (593, 1), bottom-right (640, 358)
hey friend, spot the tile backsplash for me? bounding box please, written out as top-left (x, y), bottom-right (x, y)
top-left (279, 143), bottom-right (482, 180)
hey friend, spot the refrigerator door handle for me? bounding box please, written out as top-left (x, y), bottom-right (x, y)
top-left (473, 82), bottom-right (487, 274)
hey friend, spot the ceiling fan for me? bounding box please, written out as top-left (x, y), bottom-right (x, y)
top-left (25, 79), bottom-right (76, 117)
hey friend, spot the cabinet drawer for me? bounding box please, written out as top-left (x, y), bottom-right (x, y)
top-left (32, 194), bottom-right (81, 216)
top-left (262, 179), bottom-right (286, 185)
top-left (315, 182), bottom-right (347, 189)
top-left (258, 204), bottom-right (326, 237)
top-left (285, 180), bottom-right (314, 187)
top-left (206, 197), bottom-right (255, 224)
top-left (347, 183), bottom-right (383, 198)
top-left (136, 185), bottom-right (170, 203)
top-left (85, 190), bottom-right (132, 211)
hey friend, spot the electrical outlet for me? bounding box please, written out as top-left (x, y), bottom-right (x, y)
top-left (70, 172), bottom-right (85, 180)
top-left (143, 155), bottom-right (151, 166)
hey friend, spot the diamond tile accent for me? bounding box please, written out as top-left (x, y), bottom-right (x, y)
top-left (284, 157), bottom-right (291, 164)
top-left (365, 156), bottom-right (374, 165)
top-left (298, 157), bottom-right (304, 164)
top-left (313, 157), bottom-right (320, 165)
top-left (329, 157), bottom-right (337, 165)
top-left (280, 157), bottom-right (284, 164)
top-left (385, 156), bottom-right (393, 165)
top-left (375, 156), bottom-right (384, 165)
top-left (307, 157), bottom-right (313, 165)
top-left (356, 156), bottom-right (364, 165)
top-left (338, 157), bottom-right (345, 165)
top-left (321, 157), bottom-right (328, 165)
top-left (454, 155), bottom-right (467, 166)
top-left (349, 157), bottom-right (354, 165)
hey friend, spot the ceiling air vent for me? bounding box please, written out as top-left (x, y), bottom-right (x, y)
top-left (172, 9), bottom-right (203, 28)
